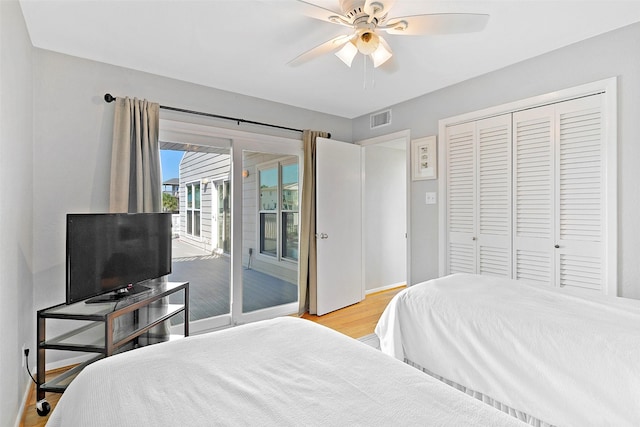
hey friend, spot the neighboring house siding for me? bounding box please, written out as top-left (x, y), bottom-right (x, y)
top-left (180, 151), bottom-right (230, 253)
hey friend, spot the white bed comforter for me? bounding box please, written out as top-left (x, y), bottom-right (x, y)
top-left (47, 316), bottom-right (523, 427)
top-left (375, 273), bottom-right (640, 427)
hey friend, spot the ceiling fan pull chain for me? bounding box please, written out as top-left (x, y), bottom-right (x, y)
top-left (362, 55), bottom-right (375, 89)
top-left (371, 57), bottom-right (376, 88)
top-left (363, 54), bottom-right (367, 89)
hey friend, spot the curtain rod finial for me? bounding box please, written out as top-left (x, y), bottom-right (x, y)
top-left (104, 93), bottom-right (116, 103)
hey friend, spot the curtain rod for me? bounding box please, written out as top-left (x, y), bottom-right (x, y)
top-left (103, 93), bottom-right (331, 137)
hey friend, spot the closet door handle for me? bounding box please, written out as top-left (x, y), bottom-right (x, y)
top-left (554, 244), bottom-right (560, 249)
top-left (472, 237), bottom-right (477, 241)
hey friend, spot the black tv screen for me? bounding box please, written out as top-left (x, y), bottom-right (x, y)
top-left (66, 213), bottom-right (172, 304)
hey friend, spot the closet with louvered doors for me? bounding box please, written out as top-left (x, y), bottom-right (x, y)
top-left (444, 92), bottom-right (609, 292)
top-left (513, 94), bottom-right (605, 291)
top-left (445, 114), bottom-right (512, 277)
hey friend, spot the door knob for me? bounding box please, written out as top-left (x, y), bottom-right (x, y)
top-left (316, 233), bottom-right (329, 239)
top-left (554, 244), bottom-right (560, 249)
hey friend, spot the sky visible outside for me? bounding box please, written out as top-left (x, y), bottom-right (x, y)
top-left (161, 150), bottom-right (184, 182)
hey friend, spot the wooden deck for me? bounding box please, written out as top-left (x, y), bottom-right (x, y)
top-left (167, 251), bottom-right (297, 324)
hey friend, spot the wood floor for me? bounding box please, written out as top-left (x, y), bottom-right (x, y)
top-left (300, 286), bottom-right (405, 338)
top-left (20, 285), bottom-right (404, 427)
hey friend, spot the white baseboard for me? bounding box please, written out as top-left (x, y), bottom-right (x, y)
top-left (15, 376), bottom-right (33, 427)
top-left (365, 281), bottom-right (405, 295)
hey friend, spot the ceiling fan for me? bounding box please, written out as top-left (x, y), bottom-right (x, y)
top-left (288, 0), bottom-right (489, 68)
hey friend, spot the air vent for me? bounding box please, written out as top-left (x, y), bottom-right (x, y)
top-left (370, 109), bottom-right (391, 129)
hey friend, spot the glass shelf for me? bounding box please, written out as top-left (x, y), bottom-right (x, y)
top-left (113, 303), bottom-right (185, 345)
top-left (40, 355), bottom-right (104, 393)
top-left (41, 322), bottom-right (104, 351)
top-left (40, 303), bottom-right (185, 351)
top-left (40, 281), bottom-right (187, 320)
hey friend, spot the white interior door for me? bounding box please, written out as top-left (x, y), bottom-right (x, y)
top-left (316, 137), bottom-right (363, 315)
top-left (476, 114), bottom-right (512, 277)
top-left (554, 94), bottom-right (605, 292)
top-left (446, 121), bottom-right (477, 274)
top-left (512, 105), bottom-right (555, 286)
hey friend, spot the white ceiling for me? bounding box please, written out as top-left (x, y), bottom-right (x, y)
top-left (19, 0), bottom-right (640, 119)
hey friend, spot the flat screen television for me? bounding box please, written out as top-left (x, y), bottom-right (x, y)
top-left (66, 213), bottom-right (172, 304)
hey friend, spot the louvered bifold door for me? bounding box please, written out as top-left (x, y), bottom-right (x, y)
top-left (512, 106), bottom-right (555, 286)
top-left (477, 115), bottom-right (512, 277)
top-left (554, 95), bottom-right (604, 292)
top-left (446, 121), bottom-right (476, 274)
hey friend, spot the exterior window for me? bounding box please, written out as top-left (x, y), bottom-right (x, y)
top-left (258, 160), bottom-right (299, 261)
top-left (259, 167), bottom-right (278, 257)
top-left (186, 182), bottom-right (201, 237)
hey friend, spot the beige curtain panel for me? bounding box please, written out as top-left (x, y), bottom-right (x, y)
top-left (298, 129), bottom-right (329, 315)
top-left (108, 97), bottom-right (168, 344)
top-left (109, 97), bottom-right (161, 213)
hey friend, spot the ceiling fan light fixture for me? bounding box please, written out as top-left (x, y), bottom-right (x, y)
top-left (335, 41), bottom-right (358, 67)
top-left (370, 43), bottom-right (392, 67)
top-left (288, 2), bottom-right (491, 69)
top-left (355, 30), bottom-right (380, 55)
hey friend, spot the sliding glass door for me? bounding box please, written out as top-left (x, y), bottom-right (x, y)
top-left (240, 150), bottom-right (299, 316)
top-left (161, 142), bottom-right (232, 332)
top-left (231, 137), bottom-right (301, 325)
top-left (160, 120), bottom-right (301, 331)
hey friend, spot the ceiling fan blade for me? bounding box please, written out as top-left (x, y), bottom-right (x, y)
top-left (292, 0), bottom-right (352, 27)
top-left (382, 13), bottom-right (489, 36)
top-left (364, 0), bottom-right (396, 23)
top-left (287, 34), bottom-right (352, 67)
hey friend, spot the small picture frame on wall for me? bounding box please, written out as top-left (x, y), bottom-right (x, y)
top-left (411, 136), bottom-right (437, 181)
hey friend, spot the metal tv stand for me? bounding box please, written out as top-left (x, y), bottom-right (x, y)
top-left (35, 281), bottom-right (189, 416)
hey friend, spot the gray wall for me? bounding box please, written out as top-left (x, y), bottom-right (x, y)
top-left (0, 1), bottom-right (35, 425)
top-left (353, 22), bottom-right (640, 299)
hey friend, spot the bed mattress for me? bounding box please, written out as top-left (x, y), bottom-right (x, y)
top-left (375, 273), bottom-right (640, 426)
top-left (47, 316), bottom-right (523, 426)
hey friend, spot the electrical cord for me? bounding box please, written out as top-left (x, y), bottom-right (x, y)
top-left (24, 349), bottom-right (37, 384)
